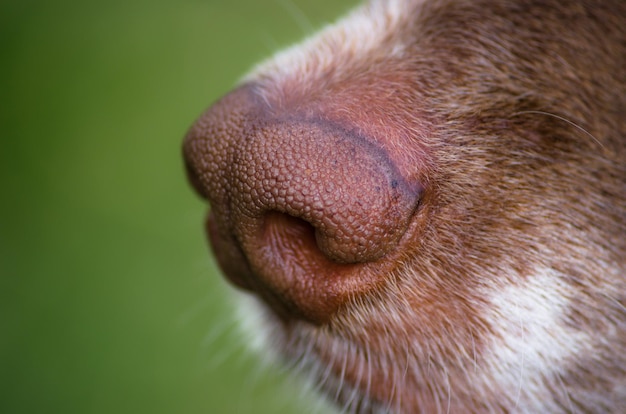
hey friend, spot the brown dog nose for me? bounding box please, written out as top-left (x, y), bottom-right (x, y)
top-left (183, 85), bottom-right (421, 323)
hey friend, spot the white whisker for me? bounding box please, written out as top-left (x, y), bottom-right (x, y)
top-left (512, 110), bottom-right (605, 149)
top-left (556, 370), bottom-right (575, 414)
top-left (276, 0), bottom-right (316, 35)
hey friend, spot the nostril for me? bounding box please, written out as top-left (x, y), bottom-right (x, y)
top-left (229, 117), bottom-right (421, 266)
top-left (261, 212), bottom-right (321, 264)
top-left (249, 211), bottom-right (365, 323)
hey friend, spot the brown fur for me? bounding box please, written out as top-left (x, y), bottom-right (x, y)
top-left (183, 0), bottom-right (626, 412)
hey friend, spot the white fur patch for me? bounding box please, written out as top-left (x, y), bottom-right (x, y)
top-left (244, 0), bottom-right (416, 96)
top-left (482, 268), bottom-right (591, 412)
top-left (233, 293), bottom-right (341, 413)
top-left (233, 292), bottom-right (278, 360)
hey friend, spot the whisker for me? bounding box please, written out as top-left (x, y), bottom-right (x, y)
top-left (364, 341), bottom-right (373, 411)
top-left (341, 342), bottom-right (363, 414)
top-left (556, 370), bottom-right (575, 414)
top-left (202, 317), bottom-right (238, 349)
top-left (514, 299), bottom-right (525, 410)
top-left (512, 110), bottom-right (605, 149)
top-left (601, 292), bottom-right (626, 313)
top-left (276, 0), bottom-right (315, 35)
top-left (334, 341), bottom-right (349, 402)
top-left (470, 328), bottom-right (478, 374)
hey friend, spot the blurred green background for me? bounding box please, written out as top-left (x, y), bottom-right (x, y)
top-left (0, 0), bottom-right (356, 413)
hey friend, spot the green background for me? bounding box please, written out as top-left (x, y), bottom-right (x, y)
top-left (1, 0), bottom-right (356, 413)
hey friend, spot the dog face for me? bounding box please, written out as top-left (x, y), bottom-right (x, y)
top-left (183, 0), bottom-right (626, 411)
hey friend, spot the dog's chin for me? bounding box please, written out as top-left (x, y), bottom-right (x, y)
top-left (231, 262), bottom-right (467, 413)
top-left (232, 260), bottom-right (608, 414)
top-left (233, 291), bottom-right (389, 413)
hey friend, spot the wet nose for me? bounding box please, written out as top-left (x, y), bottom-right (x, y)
top-left (183, 85), bottom-right (421, 324)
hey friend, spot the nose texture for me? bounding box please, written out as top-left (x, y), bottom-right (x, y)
top-left (184, 85), bottom-right (421, 323)
top-left (235, 115), bottom-right (416, 263)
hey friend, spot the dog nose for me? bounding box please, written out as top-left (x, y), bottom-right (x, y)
top-left (183, 85), bottom-right (421, 323)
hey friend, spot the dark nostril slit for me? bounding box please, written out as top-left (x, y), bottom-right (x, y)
top-left (252, 210), bottom-right (366, 323)
top-left (261, 212), bottom-right (322, 261)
